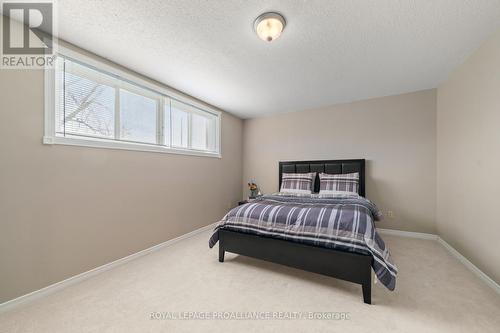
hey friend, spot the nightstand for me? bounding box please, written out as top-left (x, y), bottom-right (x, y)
top-left (238, 198), bottom-right (257, 206)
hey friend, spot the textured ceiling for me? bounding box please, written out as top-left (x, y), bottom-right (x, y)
top-left (55, 0), bottom-right (500, 118)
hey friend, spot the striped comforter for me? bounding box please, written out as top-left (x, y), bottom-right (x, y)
top-left (209, 194), bottom-right (397, 290)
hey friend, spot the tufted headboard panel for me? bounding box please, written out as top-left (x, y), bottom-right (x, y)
top-left (278, 159), bottom-right (365, 196)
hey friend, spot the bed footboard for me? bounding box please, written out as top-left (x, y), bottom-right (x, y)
top-left (218, 229), bottom-right (373, 304)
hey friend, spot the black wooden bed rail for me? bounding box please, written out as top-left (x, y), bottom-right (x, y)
top-left (218, 229), bottom-right (373, 304)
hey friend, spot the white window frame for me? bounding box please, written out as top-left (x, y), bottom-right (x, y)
top-left (44, 44), bottom-right (221, 158)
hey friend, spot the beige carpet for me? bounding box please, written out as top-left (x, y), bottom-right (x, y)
top-left (1, 230), bottom-right (499, 333)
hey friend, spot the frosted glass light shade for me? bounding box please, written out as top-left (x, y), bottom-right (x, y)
top-left (254, 12), bottom-right (286, 42)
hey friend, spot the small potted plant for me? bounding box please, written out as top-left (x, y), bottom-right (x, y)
top-left (248, 181), bottom-right (259, 199)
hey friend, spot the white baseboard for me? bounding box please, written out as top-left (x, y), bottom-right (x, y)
top-left (377, 228), bottom-right (438, 240)
top-left (0, 223), bottom-right (216, 313)
top-left (1, 224), bottom-right (498, 312)
top-left (378, 228), bottom-right (499, 295)
top-left (437, 237), bottom-right (500, 295)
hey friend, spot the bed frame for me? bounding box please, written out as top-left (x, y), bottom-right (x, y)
top-left (218, 159), bottom-right (373, 304)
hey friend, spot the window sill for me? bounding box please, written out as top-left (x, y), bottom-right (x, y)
top-left (42, 136), bottom-right (222, 158)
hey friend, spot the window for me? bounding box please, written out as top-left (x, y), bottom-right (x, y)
top-left (119, 88), bottom-right (158, 144)
top-left (171, 102), bottom-right (189, 148)
top-left (56, 60), bottom-right (116, 140)
top-left (170, 100), bottom-right (218, 151)
top-left (45, 47), bottom-right (221, 157)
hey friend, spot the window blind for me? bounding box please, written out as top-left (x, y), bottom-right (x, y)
top-left (53, 55), bottom-right (220, 155)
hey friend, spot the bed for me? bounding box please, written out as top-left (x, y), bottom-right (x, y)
top-left (209, 159), bottom-right (397, 304)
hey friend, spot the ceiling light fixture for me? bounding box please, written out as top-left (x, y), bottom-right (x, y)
top-left (254, 12), bottom-right (286, 42)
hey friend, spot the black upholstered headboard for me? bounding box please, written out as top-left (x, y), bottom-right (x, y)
top-left (278, 159), bottom-right (365, 197)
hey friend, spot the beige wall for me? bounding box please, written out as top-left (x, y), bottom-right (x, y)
top-left (2, 16), bottom-right (498, 305)
top-left (437, 28), bottom-right (500, 283)
top-left (243, 90), bottom-right (437, 234)
top-left (0, 44), bottom-right (243, 303)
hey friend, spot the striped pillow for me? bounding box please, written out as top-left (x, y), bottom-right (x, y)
top-left (280, 172), bottom-right (316, 194)
top-left (319, 172), bottom-right (359, 195)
